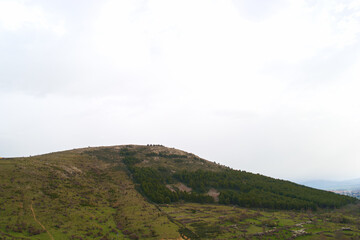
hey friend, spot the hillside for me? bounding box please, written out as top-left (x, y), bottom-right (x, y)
top-left (86, 145), bottom-right (356, 210)
top-left (0, 145), bottom-right (359, 239)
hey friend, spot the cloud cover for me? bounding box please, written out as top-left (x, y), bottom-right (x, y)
top-left (1, 0), bottom-right (360, 181)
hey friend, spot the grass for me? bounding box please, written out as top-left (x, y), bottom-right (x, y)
top-left (2, 145), bottom-right (360, 239)
top-left (160, 202), bottom-right (360, 239)
top-left (0, 150), bottom-right (181, 239)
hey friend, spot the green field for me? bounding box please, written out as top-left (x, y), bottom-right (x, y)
top-left (160, 203), bottom-right (360, 239)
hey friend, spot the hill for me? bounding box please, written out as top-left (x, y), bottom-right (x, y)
top-left (87, 145), bottom-right (355, 210)
top-left (0, 145), bottom-right (359, 239)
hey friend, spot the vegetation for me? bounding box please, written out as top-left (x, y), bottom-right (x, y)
top-left (131, 167), bottom-right (214, 204)
top-left (174, 169), bottom-right (356, 210)
top-left (161, 202), bottom-right (360, 239)
top-left (0, 148), bottom-right (180, 239)
top-left (0, 144), bottom-right (359, 239)
top-left (112, 146), bottom-right (356, 210)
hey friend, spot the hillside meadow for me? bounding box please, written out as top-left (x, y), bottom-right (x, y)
top-left (0, 145), bottom-right (359, 239)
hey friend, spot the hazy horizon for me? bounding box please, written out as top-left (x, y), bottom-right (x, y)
top-left (1, 0), bottom-right (360, 182)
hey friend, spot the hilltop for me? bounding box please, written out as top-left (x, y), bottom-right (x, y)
top-left (0, 145), bottom-right (359, 239)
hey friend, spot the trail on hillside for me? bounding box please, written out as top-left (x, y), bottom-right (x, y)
top-left (30, 201), bottom-right (54, 240)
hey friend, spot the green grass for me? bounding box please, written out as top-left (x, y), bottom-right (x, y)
top-left (160, 202), bottom-right (360, 239)
top-left (1, 145), bottom-right (360, 239)
top-left (0, 149), bottom-right (181, 239)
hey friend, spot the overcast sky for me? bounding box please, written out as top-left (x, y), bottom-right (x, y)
top-left (1, 0), bottom-right (360, 182)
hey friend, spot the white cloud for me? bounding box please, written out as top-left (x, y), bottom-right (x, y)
top-left (0, 0), bottom-right (66, 36)
top-left (92, 0), bottom-right (360, 94)
top-left (93, 0), bottom-right (360, 67)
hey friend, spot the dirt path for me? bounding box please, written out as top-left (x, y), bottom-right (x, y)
top-left (30, 201), bottom-right (55, 240)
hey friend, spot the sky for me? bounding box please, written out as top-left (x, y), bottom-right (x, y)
top-left (1, 0), bottom-right (360, 182)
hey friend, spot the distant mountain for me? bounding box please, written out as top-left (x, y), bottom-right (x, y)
top-left (301, 178), bottom-right (360, 191)
top-left (0, 145), bottom-right (358, 239)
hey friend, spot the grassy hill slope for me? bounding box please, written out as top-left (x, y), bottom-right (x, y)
top-left (86, 145), bottom-right (356, 210)
top-left (0, 145), bottom-right (359, 239)
top-left (0, 147), bottom-right (180, 239)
